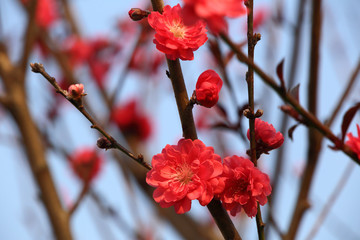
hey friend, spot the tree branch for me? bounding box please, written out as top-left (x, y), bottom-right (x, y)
top-left (30, 63), bottom-right (151, 170)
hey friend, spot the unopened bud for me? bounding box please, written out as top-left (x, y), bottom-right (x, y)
top-left (67, 84), bottom-right (85, 99)
top-left (128, 8), bottom-right (150, 21)
top-left (97, 137), bottom-right (113, 150)
top-left (255, 109), bottom-right (263, 118)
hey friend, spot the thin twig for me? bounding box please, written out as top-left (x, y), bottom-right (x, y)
top-left (219, 33), bottom-right (360, 165)
top-left (245, 0), bottom-right (265, 239)
top-left (286, 0), bottom-right (323, 239)
top-left (30, 62), bottom-right (151, 170)
top-left (326, 57), bottom-right (360, 126)
top-left (68, 181), bottom-right (91, 216)
top-left (268, 0), bottom-right (307, 215)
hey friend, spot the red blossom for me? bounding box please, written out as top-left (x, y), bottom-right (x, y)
top-left (195, 70), bottom-right (223, 108)
top-left (182, 0), bottom-right (246, 35)
top-left (247, 118), bottom-right (284, 155)
top-left (22, 0), bottom-right (58, 29)
top-left (346, 124), bottom-right (360, 160)
top-left (111, 99), bottom-right (152, 141)
top-left (146, 139), bottom-right (224, 214)
top-left (129, 46), bottom-right (165, 75)
top-left (219, 155), bottom-right (271, 217)
top-left (63, 37), bottom-right (93, 67)
top-left (147, 4), bottom-right (208, 61)
top-left (69, 148), bottom-right (103, 183)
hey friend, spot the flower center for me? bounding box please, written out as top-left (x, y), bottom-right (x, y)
top-left (170, 24), bottom-right (185, 38)
top-left (176, 164), bottom-right (193, 184)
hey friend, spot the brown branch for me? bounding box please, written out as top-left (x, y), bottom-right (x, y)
top-left (60, 0), bottom-right (81, 36)
top-left (68, 181), bottom-right (91, 216)
top-left (148, 1), bottom-right (242, 239)
top-left (286, 0), bottom-right (323, 239)
top-left (30, 62), bottom-right (151, 170)
top-left (220, 33), bottom-right (360, 165)
top-left (269, 0), bottom-right (307, 211)
top-left (244, 0), bottom-right (265, 239)
top-left (19, 0), bottom-right (38, 76)
top-left (0, 51), bottom-right (72, 239)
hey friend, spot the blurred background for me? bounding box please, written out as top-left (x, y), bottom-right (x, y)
top-left (1, 0), bottom-right (360, 239)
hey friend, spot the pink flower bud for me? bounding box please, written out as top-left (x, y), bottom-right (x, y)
top-left (195, 70), bottom-right (223, 108)
top-left (67, 84), bottom-right (84, 99)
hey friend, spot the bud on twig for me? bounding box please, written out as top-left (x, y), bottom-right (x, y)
top-left (128, 8), bottom-right (150, 21)
top-left (97, 137), bottom-right (114, 150)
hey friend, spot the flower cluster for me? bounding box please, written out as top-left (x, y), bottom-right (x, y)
top-left (195, 70), bottom-right (223, 108)
top-left (182, 0), bottom-right (246, 34)
top-left (111, 99), bottom-right (152, 142)
top-left (147, 4), bottom-right (208, 61)
top-left (247, 118), bottom-right (284, 156)
top-left (69, 148), bottom-right (103, 183)
top-left (146, 138), bottom-right (272, 216)
top-left (346, 124), bottom-right (360, 160)
top-left (146, 139), bottom-right (224, 214)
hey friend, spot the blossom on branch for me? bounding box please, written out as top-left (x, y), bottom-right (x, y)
top-left (247, 118), bottom-right (284, 155)
top-left (147, 4), bottom-right (208, 61)
top-left (146, 139), bottom-right (224, 214)
top-left (219, 155), bottom-right (271, 217)
top-left (111, 99), bottom-right (152, 141)
top-left (69, 148), bottom-right (103, 183)
top-left (346, 124), bottom-right (360, 160)
top-left (182, 0), bottom-right (246, 34)
top-left (195, 70), bottom-right (223, 108)
top-left (67, 84), bottom-right (85, 100)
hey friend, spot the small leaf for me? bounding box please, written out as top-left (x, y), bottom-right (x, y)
top-left (288, 123), bottom-right (299, 141)
top-left (289, 84), bottom-right (300, 103)
top-left (341, 102), bottom-right (360, 142)
top-left (276, 59), bottom-right (285, 89)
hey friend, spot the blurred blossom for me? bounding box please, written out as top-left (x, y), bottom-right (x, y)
top-left (69, 148), bottom-right (103, 183)
top-left (182, 0), bottom-right (246, 35)
top-left (111, 99), bottom-right (152, 141)
top-left (22, 0), bottom-right (58, 29)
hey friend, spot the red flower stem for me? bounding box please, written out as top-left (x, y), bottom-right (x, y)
top-left (30, 63), bottom-right (151, 170)
top-left (219, 33), bottom-right (360, 165)
top-left (68, 181), bottom-right (91, 216)
top-left (245, 0), bottom-right (265, 239)
top-left (286, 0), bottom-right (323, 239)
